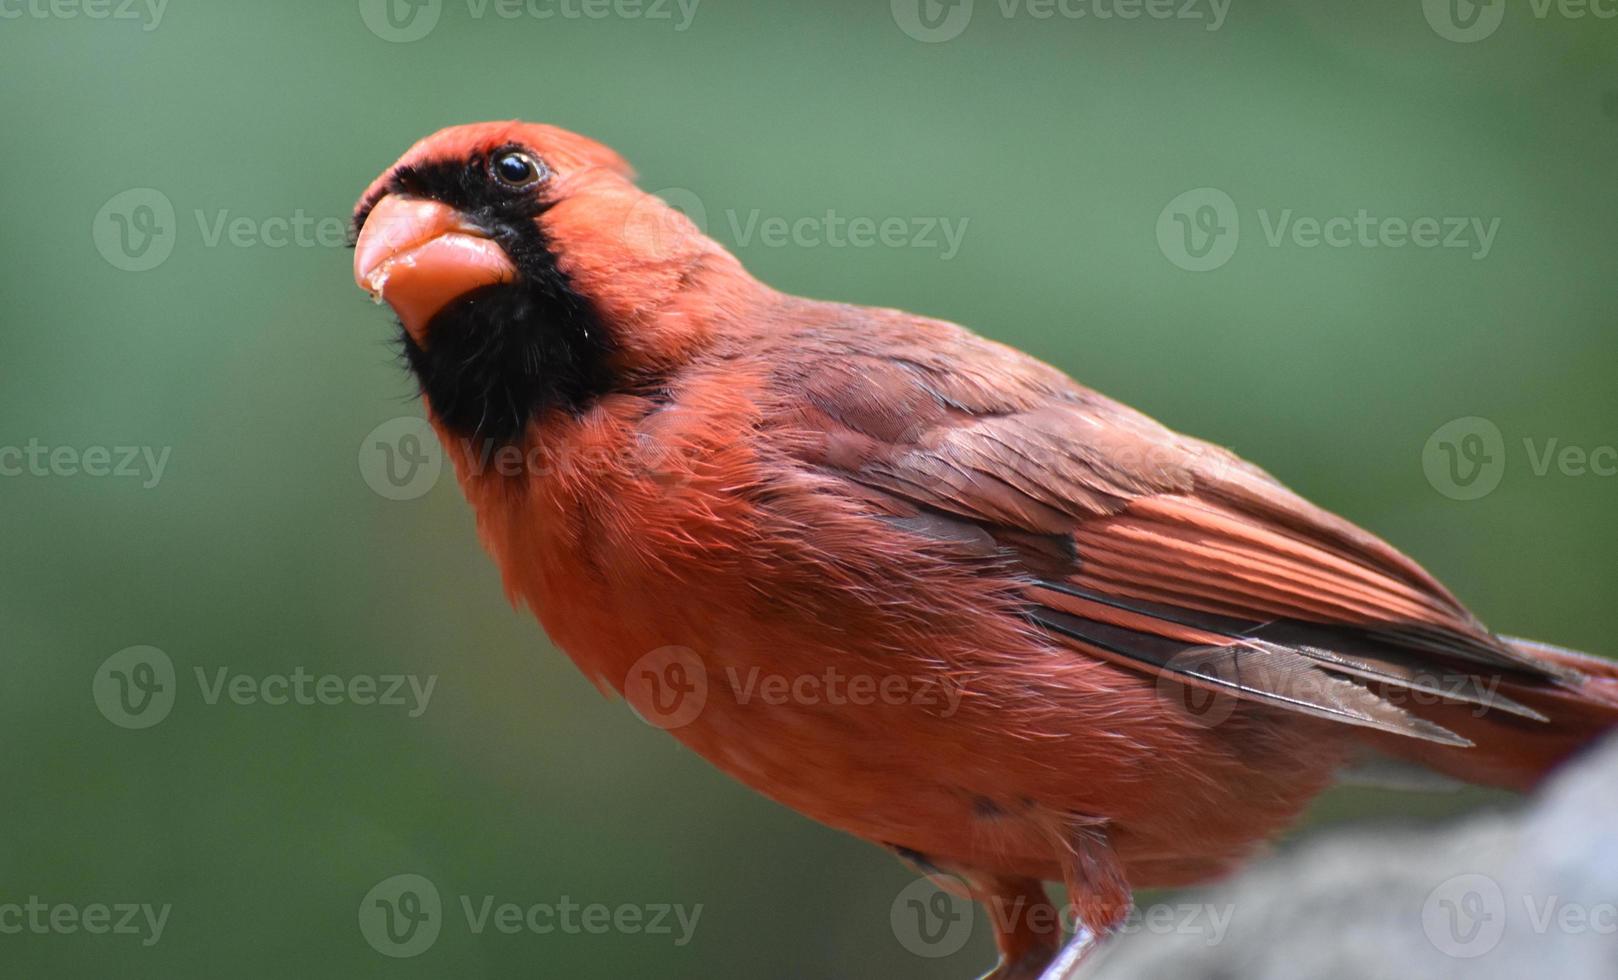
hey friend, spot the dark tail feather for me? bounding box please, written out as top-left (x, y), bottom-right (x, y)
top-left (1362, 637), bottom-right (1618, 792)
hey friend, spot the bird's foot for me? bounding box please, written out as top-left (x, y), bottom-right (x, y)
top-left (979, 925), bottom-right (1101, 980)
top-left (979, 947), bottom-right (1056, 980)
top-left (1034, 926), bottom-right (1100, 979)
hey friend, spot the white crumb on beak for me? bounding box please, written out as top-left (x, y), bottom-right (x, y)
top-left (364, 263), bottom-right (393, 303)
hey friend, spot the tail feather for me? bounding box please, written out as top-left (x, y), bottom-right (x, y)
top-left (1361, 637), bottom-right (1618, 792)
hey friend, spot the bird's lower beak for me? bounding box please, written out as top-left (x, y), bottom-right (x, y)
top-left (353, 195), bottom-right (517, 344)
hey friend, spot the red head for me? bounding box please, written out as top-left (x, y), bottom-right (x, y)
top-left (351, 121), bottom-right (750, 445)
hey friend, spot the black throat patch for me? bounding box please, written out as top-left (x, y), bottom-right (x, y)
top-left (353, 154), bottom-right (616, 448)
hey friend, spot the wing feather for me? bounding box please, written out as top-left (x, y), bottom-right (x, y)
top-left (777, 333), bottom-right (1576, 740)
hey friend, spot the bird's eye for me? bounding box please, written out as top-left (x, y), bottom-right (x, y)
top-left (492, 150), bottom-right (546, 189)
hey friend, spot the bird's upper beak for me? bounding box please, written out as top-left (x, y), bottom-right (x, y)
top-left (353, 195), bottom-right (518, 343)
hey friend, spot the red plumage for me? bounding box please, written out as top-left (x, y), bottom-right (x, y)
top-left (351, 121), bottom-right (1618, 978)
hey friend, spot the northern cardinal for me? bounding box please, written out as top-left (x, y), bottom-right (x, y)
top-left (351, 122), bottom-right (1618, 978)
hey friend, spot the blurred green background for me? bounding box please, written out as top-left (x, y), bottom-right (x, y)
top-left (2, 1), bottom-right (1615, 976)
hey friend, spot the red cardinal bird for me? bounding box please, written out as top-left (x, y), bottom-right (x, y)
top-left (351, 122), bottom-right (1618, 978)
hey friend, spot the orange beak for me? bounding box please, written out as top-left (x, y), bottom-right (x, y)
top-left (353, 195), bottom-right (518, 343)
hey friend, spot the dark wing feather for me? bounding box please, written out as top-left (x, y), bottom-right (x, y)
top-left (775, 319), bottom-right (1573, 744)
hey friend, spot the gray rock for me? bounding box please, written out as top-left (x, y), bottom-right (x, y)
top-left (1078, 736), bottom-right (1618, 979)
